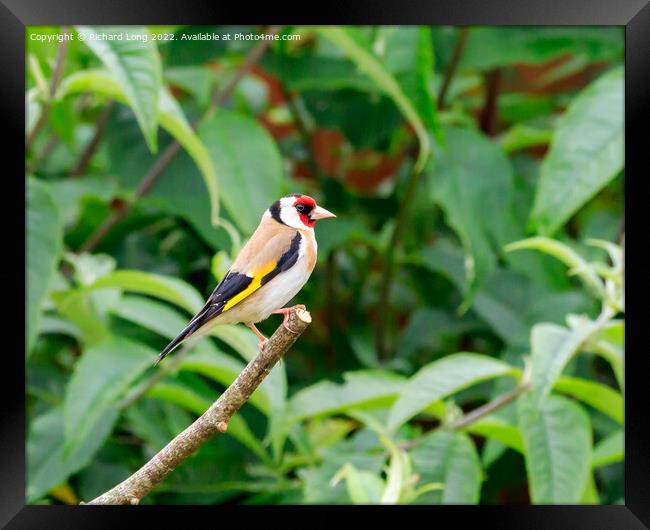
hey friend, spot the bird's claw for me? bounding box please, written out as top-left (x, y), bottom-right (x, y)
top-left (282, 320), bottom-right (299, 334)
top-left (272, 305), bottom-right (305, 334)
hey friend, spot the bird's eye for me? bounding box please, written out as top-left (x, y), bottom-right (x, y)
top-left (296, 204), bottom-right (305, 213)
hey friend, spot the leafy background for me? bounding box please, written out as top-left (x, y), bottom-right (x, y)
top-left (26, 25), bottom-right (624, 505)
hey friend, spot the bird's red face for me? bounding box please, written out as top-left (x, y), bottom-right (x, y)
top-left (293, 195), bottom-right (336, 228)
top-left (268, 194), bottom-right (336, 230)
top-left (293, 196), bottom-right (318, 227)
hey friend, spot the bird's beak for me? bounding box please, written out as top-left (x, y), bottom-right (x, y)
top-left (311, 205), bottom-right (336, 220)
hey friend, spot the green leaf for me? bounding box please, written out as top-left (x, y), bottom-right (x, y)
top-left (414, 238), bottom-right (469, 290)
top-left (103, 117), bottom-right (230, 251)
top-left (114, 294), bottom-right (259, 387)
top-left (124, 399), bottom-right (176, 452)
top-left (429, 127), bottom-right (515, 305)
top-left (88, 270), bottom-right (204, 313)
top-left (374, 26), bottom-right (441, 136)
top-left (316, 26), bottom-right (431, 172)
top-left (49, 98), bottom-right (78, 147)
top-left (49, 254), bottom-right (119, 345)
top-left (388, 353), bottom-right (516, 431)
top-left (26, 91), bottom-right (41, 136)
top-left (530, 67), bottom-right (623, 234)
top-left (478, 271), bottom-right (593, 348)
top-left (528, 322), bottom-right (601, 412)
top-left (146, 380), bottom-right (212, 415)
top-left (498, 123), bottom-right (553, 154)
top-left (63, 337), bottom-right (155, 456)
top-left (197, 109), bottom-right (285, 234)
top-left (305, 418), bottom-right (357, 451)
top-left (299, 88), bottom-right (403, 150)
top-left (397, 307), bottom-right (481, 358)
top-left (380, 436), bottom-right (414, 504)
top-left (27, 405), bottom-right (117, 502)
top-left (288, 371), bottom-right (405, 422)
top-left (331, 464), bottom-right (385, 504)
top-left (158, 86), bottom-right (220, 224)
top-left (410, 430), bottom-right (482, 503)
top-left (592, 429), bottom-right (623, 468)
top-left (165, 66), bottom-right (216, 108)
top-left (416, 241), bottom-right (593, 347)
top-left (57, 70), bottom-right (220, 224)
top-left (463, 417), bottom-right (524, 453)
top-left (48, 176), bottom-right (119, 227)
top-left (75, 26), bottom-right (162, 152)
top-left (113, 294), bottom-right (196, 338)
top-left (261, 53), bottom-right (374, 92)
top-left (27, 178), bottom-right (63, 353)
top-left (519, 393), bottom-right (592, 503)
top-left (591, 320), bottom-right (624, 390)
top-left (505, 237), bottom-right (605, 299)
top-left (581, 472), bottom-right (599, 503)
top-left (52, 289), bottom-right (111, 345)
top-left (38, 315), bottom-right (83, 339)
top-left (208, 323), bottom-right (259, 363)
top-left (472, 270), bottom-right (534, 346)
top-left (63, 252), bottom-right (117, 287)
top-left (554, 376), bottom-right (623, 424)
top-left (180, 348), bottom-right (269, 414)
top-left (113, 295), bottom-right (281, 417)
top-left (482, 439), bottom-right (509, 469)
top-left (299, 432), bottom-right (386, 503)
top-left (461, 27), bottom-right (623, 70)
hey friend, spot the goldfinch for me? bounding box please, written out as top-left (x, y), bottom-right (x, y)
top-left (156, 194), bottom-right (336, 363)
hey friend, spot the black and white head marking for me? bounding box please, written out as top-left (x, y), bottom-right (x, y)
top-left (266, 194), bottom-right (315, 231)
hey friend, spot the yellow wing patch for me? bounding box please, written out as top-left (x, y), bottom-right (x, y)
top-left (222, 261), bottom-right (277, 312)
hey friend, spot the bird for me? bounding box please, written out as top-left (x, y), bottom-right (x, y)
top-left (155, 193), bottom-right (336, 364)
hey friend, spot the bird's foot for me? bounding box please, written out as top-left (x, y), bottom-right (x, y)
top-left (271, 306), bottom-right (304, 334)
top-left (245, 322), bottom-right (269, 351)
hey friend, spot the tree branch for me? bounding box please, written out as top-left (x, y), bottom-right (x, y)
top-left (77, 25), bottom-right (283, 253)
top-left (451, 381), bottom-right (529, 430)
top-left (71, 102), bottom-right (114, 177)
top-left (376, 163), bottom-right (424, 360)
top-left (437, 27), bottom-right (469, 111)
top-left (374, 27), bottom-right (468, 359)
top-left (280, 83), bottom-right (323, 179)
top-left (26, 27), bottom-right (70, 150)
top-left (27, 134), bottom-right (59, 174)
top-left (208, 26), bottom-right (283, 110)
top-left (398, 380), bottom-right (530, 452)
top-left (479, 67), bottom-right (502, 136)
top-left (86, 308), bottom-right (311, 505)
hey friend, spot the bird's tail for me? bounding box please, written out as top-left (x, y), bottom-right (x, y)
top-left (155, 328), bottom-right (193, 366)
top-left (155, 302), bottom-right (213, 365)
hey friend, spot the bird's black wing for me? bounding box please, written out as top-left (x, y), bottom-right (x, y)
top-left (155, 271), bottom-right (252, 364)
top-left (155, 232), bottom-right (302, 364)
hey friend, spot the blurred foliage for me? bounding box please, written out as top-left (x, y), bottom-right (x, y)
top-left (26, 25), bottom-right (624, 505)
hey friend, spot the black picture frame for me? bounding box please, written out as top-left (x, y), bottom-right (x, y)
top-left (7, 1), bottom-right (648, 527)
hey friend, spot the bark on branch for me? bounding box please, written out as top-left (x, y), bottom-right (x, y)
top-left (86, 308), bottom-right (312, 505)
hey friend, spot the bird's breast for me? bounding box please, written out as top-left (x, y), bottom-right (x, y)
top-left (263, 230), bottom-right (316, 308)
top-left (302, 229), bottom-right (317, 271)
top-left (215, 230), bottom-right (317, 324)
